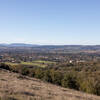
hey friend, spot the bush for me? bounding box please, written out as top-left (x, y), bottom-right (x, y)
top-left (34, 68), bottom-right (44, 79)
top-left (61, 73), bottom-right (78, 90)
top-left (21, 67), bottom-right (29, 75)
top-left (50, 69), bottom-right (62, 85)
top-left (43, 70), bottom-right (52, 82)
top-left (0, 63), bottom-right (10, 70)
top-left (79, 77), bottom-right (100, 95)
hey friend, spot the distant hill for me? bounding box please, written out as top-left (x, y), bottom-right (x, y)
top-left (0, 43), bottom-right (39, 47)
top-left (10, 43), bottom-right (39, 47)
top-left (0, 43), bottom-right (100, 53)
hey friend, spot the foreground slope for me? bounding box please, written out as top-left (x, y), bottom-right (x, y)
top-left (0, 69), bottom-right (100, 100)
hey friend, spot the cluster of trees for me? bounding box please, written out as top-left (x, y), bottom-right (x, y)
top-left (0, 63), bottom-right (100, 96)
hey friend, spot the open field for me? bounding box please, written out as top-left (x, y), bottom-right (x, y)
top-left (21, 61), bottom-right (46, 68)
top-left (0, 69), bottom-right (100, 100)
top-left (5, 62), bottom-right (18, 66)
top-left (5, 60), bottom-right (56, 68)
top-left (33, 60), bottom-right (56, 64)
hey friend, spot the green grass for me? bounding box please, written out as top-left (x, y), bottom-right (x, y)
top-left (33, 60), bottom-right (56, 64)
top-left (4, 60), bottom-right (56, 68)
top-left (5, 62), bottom-right (19, 66)
top-left (21, 61), bottom-right (46, 68)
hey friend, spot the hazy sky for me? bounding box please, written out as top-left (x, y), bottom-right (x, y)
top-left (0, 0), bottom-right (100, 45)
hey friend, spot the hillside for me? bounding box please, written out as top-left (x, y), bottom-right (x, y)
top-left (1, 44), bottom-right (100, 53)
top-left (0, 69), bottom-right (100, 100)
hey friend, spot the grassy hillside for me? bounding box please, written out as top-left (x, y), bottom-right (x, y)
top-left (0, 69), bottom-right (100, 100)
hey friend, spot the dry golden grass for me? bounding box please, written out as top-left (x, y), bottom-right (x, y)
top-left (0, 69), bottom-right (100, 100)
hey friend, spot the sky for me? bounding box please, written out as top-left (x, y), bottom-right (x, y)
top-left (0, 0), bottom-right (100, 45)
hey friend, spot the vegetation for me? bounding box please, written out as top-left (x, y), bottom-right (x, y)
top-left (1, 61), bottom-right (100, 96)
top-left (5, 60), bottom-right (56, 68)
top-left (1, 45), bottom-right (100, 97)
top-left (1, 69), bottom-right (99, 100)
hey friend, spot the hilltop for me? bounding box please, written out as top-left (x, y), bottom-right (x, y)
top-left (0, 69), bottom-right (100, 100)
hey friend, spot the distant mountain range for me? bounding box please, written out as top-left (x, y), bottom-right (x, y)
top-left (0, 43), bottom-right (100, 51)
top-left (0, 43), bottom-right (39, 47)
top-left (0, 43), bottom-right (98, 47)
top-left (1, 43), bottom-right (100, 53)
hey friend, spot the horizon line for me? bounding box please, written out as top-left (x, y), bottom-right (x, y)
top-left (0, 43), bottom-right (100, 46)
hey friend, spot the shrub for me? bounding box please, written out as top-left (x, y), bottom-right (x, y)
top-left (0, 63), bottom-right (10, 70)
top-left (43, 70), bottom-right (52, 82)
top-left (34, 68), bottom-right (44, 79)
top-left (21, 67), bottom-right (29, 75)
top-left (79, 77), bottom-right (100, 95)
top-left (50, 69), bottom-right (62, 85)
top-left (61, 73), bottom-right (78, 90)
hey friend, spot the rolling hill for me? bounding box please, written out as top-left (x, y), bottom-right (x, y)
top-left (0, 69), bottom-right (100, 100)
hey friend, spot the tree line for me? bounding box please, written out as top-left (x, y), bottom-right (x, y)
top-left (0, 63), bottom-right (100, 96)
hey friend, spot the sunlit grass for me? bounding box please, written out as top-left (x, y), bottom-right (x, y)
top-left (33, 60), bottom-right (56, 64)
top-left (5, 62), bottom-right (18, 66)
top-left (4, 60), bottom-right (56, 68)
top-left (21, 61), bottom-right (46, 68)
